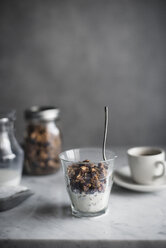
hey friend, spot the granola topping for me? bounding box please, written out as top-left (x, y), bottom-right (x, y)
top-left (67, 160), bottom-right (108, 194)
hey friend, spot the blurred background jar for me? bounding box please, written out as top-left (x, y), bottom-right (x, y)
top-left (0, 110), bottom-right (24, 187)
top-left (24, 106), bottom-right (62, 175)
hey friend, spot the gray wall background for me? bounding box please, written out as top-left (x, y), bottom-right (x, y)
top-left (0, 0), bottom-right (166, 149)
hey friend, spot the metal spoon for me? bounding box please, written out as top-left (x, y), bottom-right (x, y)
top-left (102, 106), bottom-right (108, 161)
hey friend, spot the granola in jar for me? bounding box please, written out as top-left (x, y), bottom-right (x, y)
top-left (24, 106), bottom-right (62, 175)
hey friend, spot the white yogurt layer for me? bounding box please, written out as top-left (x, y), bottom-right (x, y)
top-left (68, 188), bottom-right (110, 213)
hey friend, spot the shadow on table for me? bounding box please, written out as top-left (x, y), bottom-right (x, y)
top-left (33, 203), bottom-right (72, 219)
top-left (111, 184), bottom-right (151, 196)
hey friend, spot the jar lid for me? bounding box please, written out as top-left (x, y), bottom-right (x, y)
top-left (24, 106), bottom-right (60, 121)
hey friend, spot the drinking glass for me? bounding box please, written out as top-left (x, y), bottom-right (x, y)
top-left (59, 148), bottom-right (116, 217)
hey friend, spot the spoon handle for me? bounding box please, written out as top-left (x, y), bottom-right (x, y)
top-left (103, 106), bottom-right (108, 161)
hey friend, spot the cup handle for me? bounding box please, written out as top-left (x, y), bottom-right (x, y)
top-left (154, 161), bottom-right (166, 179)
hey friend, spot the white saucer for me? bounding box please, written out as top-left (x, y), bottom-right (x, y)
top-left (114, 166), bottom-right (166, 192)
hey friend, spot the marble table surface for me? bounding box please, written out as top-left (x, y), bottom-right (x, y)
top-left (0, 147), bottom-right (166, 248)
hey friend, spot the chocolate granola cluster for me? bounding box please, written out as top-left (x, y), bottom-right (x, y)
top-left (24, 124), bottom-right (61, 175)
top-left (67, 160), bottom-right (108, 194)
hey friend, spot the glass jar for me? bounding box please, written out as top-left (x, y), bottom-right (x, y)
top-left (24, 106), bottom-right (62, 175)
top-left (0, 111), bottom-right (24, 187)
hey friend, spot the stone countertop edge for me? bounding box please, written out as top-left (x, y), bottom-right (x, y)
top-left (0, 240), bottom-right (166, 248)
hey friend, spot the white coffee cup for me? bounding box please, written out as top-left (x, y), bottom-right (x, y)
top-left (127, 147), bottom-right (166, 185)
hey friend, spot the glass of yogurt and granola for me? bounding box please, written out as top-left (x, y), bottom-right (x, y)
top-left (59, 147), bottom-right (116, 217)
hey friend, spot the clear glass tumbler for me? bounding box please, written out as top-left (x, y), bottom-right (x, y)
top-left (59, 148), bottom-right (116, 217)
